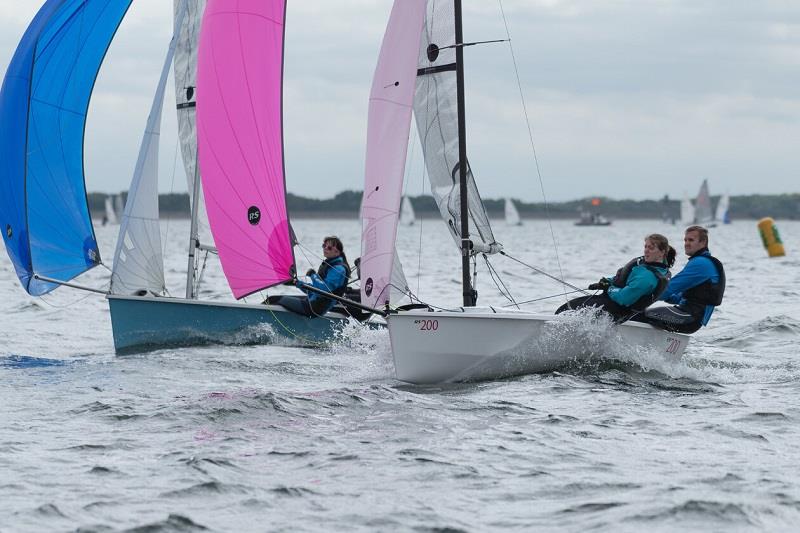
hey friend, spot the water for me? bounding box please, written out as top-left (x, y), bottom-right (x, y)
top-left (2, 218), bottom-right (800, 531)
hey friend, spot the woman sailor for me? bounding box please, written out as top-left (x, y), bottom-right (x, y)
top-left (555, 233), bottom-right (676, 323)
top-left (270, 236), bottom-right (351, 317)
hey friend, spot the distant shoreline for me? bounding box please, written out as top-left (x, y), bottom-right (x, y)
top-left (89, 190), bottom-right (800, 221)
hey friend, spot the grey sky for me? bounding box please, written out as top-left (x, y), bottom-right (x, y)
top-left (1, 0), bottom-right (798, 202)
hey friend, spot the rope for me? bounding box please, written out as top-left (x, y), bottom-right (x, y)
top-left (497, 0), bottom-right (567, 300)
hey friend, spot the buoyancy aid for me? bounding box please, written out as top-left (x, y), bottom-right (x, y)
top-left (612, 256), bottom-right (670, 311)
top-left (683, 249), bottom-right (725, 307)
top-left (309, 256), bottom-right (351, 315)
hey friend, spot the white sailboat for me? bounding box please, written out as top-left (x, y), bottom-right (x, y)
top-left (113, 194), bottom-right (125, 222)
top-left (105, 0), bottom-right (384, 352)
top-left (359, 0), bottom-right (689, 384)
top-left (400, 196), bottom-right (416, 226)
top-left (103, 196), bottom-right (119, 225)
top-left (680, 192), bottom-right (695, 225)
top-left (715, 192), bottom-right (730, 224)
top-left (504, 197), bottom-right (522, 226)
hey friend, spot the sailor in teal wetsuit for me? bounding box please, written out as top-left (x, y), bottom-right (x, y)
top-left (634, 225), bottom-right (725, 333)
top-left (272, 236), bottom-right (351, 317)
top-left (556, 234), bottom-right (675, 323)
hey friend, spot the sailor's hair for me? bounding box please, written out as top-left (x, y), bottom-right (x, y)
top-left (685, 225), bottom-right (709, 244)
top-left (645, 233), bottom-right (675, 267)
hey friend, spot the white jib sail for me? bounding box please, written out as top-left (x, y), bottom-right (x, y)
top-left (173, 0), bottom-right (213, 249)
top-left (111, 2), bottom-right (188, 295)
top-left (413, 0), bottom-right (500, 254)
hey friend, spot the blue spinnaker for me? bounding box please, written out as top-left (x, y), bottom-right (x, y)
top-left (0, 0), bottom-right (132, 296)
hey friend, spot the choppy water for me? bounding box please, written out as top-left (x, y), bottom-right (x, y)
top-left (2, 218), bottom-right (800, 531)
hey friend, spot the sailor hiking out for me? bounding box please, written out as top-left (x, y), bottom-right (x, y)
top-left (633, 225), bottom-right (725, 333)
top-left (556, 234), bottom-right (676, 323)
top-left (270, 236), bottom-right (351, 317)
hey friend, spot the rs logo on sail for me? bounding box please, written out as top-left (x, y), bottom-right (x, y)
top-left (247, 206), bottom-right (261, 225)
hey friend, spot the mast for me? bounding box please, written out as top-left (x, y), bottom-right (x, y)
top-left (185, 153), bottom-right (201, 299)
top-left (454, 0), bottom-right (476, 307)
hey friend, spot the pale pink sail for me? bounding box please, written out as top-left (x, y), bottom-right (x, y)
top-left (360, 0), bottom-right (427, 308)
top-left (197, 0), bottom-right (293, 299)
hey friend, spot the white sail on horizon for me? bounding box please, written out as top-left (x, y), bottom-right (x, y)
top-left (504, 198), bottom-right (521, 226)
top-left (400, 196), bottom-right (416, 226)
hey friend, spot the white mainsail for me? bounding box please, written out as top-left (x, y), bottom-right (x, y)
top-left (715, 192), bottom-right (730, 223)
top-left (400, 196), bottom-right (416, 226)
top-left (173, 0), bottom-right (213, 249)
top-left (104, 196), bottom-right (118, 225)
top-left (413, 1), bottom-right (500, 254)
top-left (680, 192), bottom-right (694, 225)
top-left (111, 2), bottom-right (188, 295)
top-left (504, 198), bottom-right (521, 226)
top-left (113, 194), bottom-right (124, 220)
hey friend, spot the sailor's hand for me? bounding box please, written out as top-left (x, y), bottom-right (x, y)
top-left (588, 278), bottom-right (610, 291)
top-left (306, 268), bottom-right (316, 277)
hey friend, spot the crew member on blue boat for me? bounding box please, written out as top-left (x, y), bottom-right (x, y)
top-left (271, 236), bottom-right (351, 317)
top-left (633, 225), bottom-right (725, 333)
top-left (555, 234), bottom-right (675, 323)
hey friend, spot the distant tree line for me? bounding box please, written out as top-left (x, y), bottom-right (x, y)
top-left (88, 191), bottom-right (800, 220)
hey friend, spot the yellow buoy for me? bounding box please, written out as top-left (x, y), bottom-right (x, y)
top-left (757, 217), bottom-right (785, 257)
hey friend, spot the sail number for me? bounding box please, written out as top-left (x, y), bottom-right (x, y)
top-left (414, 319), bottom-right (438, 331)
top-left (665, 337), bottom-right (681, 354)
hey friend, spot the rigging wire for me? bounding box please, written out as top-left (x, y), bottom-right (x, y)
top-left (483, 254), bottom-right (519, 309)
top-left (499, 250), bottom-right (589, 295)
top-left (497, 0), bottom-right (568, 301)
top-left (162, 129), bottom-right (182, 263)
top-left (501, 288), bottom-right (586, 308)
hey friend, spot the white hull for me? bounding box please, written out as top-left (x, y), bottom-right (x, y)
top-left (388, 308), bottom-right (689, 384)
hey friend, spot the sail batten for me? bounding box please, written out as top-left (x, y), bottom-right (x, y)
top-left (0, 0), bottom-right (133, 296)
top-left (197, 0), bottom-right (293, 299)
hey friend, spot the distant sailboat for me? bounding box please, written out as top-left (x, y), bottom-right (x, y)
top-left (693, 179), bottom-right (714, 226)
top-left (715, 192), bottom-right (730, 224)
top-left (400, 196), bottom-right (415, 226)
top-left (504, 198), bottom-right (522, 226)
top-left (680, 192), bottom-right (695, 225)
top-left (104, 196), bottom-right (119, 225)
top-left (113, 193), bottom-right (125, 221)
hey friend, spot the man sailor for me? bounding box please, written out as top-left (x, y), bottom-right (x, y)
top-left (637, 225), bottom-right (725, 333)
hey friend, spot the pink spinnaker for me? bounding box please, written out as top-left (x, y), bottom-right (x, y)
top-left (360, 0), bottom-right (427, 308)
top-left (197, 0), bottom-right (293, 299)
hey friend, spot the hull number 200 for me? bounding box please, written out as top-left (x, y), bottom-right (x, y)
top-left (414, 319), bottom-right (438, 331)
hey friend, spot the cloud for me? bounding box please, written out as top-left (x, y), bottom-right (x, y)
top-left (1, 0), bottom-right (799, 201)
